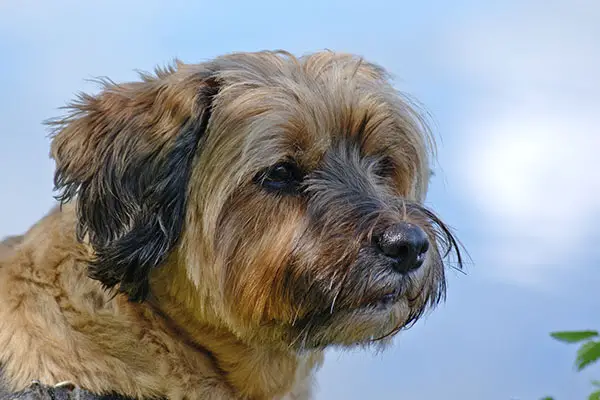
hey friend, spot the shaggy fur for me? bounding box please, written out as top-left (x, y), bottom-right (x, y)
top-left (0, 50), bottom-right (462, 400)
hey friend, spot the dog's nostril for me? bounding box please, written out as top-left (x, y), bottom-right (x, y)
top-left (376, 222), bottom-right (429, 273)
top-left (389, 243), bottom-right (410, 260)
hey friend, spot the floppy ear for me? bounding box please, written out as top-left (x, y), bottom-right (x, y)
top-left (48, 63), bottom-right (219, 301)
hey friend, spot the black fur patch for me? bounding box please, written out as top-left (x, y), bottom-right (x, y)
top-left (91, 113), bottom-right (210, 301)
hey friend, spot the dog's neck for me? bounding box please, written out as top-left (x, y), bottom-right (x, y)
top-left (147, 259), bottom-right (314, 399)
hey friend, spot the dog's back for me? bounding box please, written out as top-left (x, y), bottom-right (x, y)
top-left (0, 235), bottom-right (23, 258)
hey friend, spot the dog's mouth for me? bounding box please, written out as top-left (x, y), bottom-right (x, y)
top-left (372, 290), bottom-right (401, 307)
top-left (358, 286), bottom-right (404, 311)
top-left (347, 257), bottom-right (413, 312)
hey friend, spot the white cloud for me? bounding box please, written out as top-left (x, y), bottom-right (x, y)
top-left (462, 107), bottom-right (600, 286)
top-left (436, 1), bottom-right (600, 287)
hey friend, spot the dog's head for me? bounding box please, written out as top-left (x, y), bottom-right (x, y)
top-left (49, 50), bottom-right (462, 350)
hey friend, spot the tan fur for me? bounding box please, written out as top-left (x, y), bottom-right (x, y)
top-left (0, 50), bottom-right (459, 399)
top-left (0, 235), bottom-right (22, 260)
top-left (0, 205), bottom-right (321, 399)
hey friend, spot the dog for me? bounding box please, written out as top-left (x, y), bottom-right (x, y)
top-left (0, 50), bottom-right (462, 400)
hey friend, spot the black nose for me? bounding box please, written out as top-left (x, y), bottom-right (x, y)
top-left (376, 222), bottom-right (429, 273)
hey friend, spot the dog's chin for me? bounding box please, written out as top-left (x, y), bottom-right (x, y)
top-left (326, 295), bottom-right (412, 344)
top-left (285, 293), bottom-right (415, 352)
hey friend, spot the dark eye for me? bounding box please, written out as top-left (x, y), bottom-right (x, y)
top-left (255, 161), bottom-right (303, 194)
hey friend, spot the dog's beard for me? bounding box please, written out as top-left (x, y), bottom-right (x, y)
top-left (279, 201), bottom-right (463, 351)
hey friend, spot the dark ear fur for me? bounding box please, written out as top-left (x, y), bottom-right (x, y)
top-left (48, 63), bottom-right (219, 301)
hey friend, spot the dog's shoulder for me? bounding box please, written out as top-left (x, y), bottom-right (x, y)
top-left (0, 204), bottom-right (106, 391)
top-left (0, 205), bottom-right (240, 399)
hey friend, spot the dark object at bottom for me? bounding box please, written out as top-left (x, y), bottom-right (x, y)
top-left (0, 374), bottom-right (137, 400)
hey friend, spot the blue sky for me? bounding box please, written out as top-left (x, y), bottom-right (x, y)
top-left (1, 1), bottom-right (599, 398)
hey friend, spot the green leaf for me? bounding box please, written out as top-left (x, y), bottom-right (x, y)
top-left (575, 340), bottom-right (600, 371)
top-left (593, 380), bottom-right (600, 388)
top-left (550, 330), bottom-right (599, 343)
top-left (589, 390), bottom-right (600, 400)
top-left (540, 397), bottom-right (555, 400)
